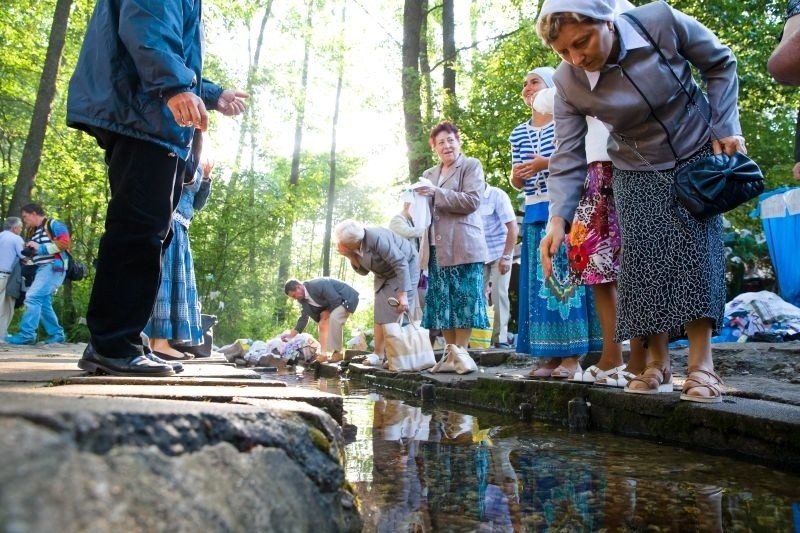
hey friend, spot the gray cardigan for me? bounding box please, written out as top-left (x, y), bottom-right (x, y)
top-left (351, 227), bottom-right (418, 294)
top-left (420, 154), bottom-right (488, 268)
top-left (548, 1), bottom-right (741, 222)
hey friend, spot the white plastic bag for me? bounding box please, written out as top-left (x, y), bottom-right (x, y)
top-left (430, 344), bottom-right (478, 374)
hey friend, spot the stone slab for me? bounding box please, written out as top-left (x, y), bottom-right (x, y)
top-left (62, 376), bottom-right (285, 387)
top-left (0, 360), bottom-right (263, 382)
top-left (1, 383), bottom-right (344, 423)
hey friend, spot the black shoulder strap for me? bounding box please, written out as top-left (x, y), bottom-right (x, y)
top-left (621, 12), bottom-right (717, 140)
top-left (622, 13), bottom-right (695, 104)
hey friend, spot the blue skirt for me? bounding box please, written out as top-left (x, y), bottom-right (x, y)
top-left (421, 247), bottom-right (489, 330)
top-left (145, 222), bottom-right (203, 344)
top-left (516, 222), bottom-right (602, 357)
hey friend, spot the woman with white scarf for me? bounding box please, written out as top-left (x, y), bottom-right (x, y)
top-left (537, 0), bottom-right (745, 402)
top-left (509, 67), bottom-right (602, 378)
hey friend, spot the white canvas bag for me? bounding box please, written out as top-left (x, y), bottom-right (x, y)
top-left (383, 313), bottom-right (436, 372)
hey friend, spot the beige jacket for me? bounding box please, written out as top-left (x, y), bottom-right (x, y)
top-left (419, 154), bottom-right (488, 268)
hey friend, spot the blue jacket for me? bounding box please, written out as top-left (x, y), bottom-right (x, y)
top-left (66, 0), bottom-right (223, 159)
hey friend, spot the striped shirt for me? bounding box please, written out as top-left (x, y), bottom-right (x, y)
top-left (508, 120), bottom-right (556, 205)
top-left (28, 226), bottom-right (56, 265)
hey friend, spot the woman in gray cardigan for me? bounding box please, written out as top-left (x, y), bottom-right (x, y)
top-left (335, 220), bottom-right (419, 363)
top-left (415, 121), bottom-right (489, 355)
top-left (537, 0), bottom-right (746, 403)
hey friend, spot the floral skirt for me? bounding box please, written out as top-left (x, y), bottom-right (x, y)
top-left (612, 144), bottom-right (725, 342)
top-left (421, 247), bottom-right (489, 330)
top-left (516, 222), bottom-right (602, 358)
top-left (566, 161), bottom-right (621, 286)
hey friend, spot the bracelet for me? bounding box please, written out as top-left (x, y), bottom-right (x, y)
top-left (501, 254), bottom-right (512, 261)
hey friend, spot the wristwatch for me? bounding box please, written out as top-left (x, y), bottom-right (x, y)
top-left (501, 254), bottom-right (512, 261)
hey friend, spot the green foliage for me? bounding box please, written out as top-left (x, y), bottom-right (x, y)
top-left (458, 21), bottom-right (552, 195)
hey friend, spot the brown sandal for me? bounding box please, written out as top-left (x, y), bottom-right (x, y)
top-left (680, 367), bottom-right (723, 403)
top-left (623, 364), bottom-right (673, 395)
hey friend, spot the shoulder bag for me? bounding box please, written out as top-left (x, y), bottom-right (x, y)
top-left (621, 13), bottom-right (764, 220)
top-left (383, 313), bottom-right (436, 372)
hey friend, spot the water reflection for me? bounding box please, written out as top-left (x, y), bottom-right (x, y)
top-left (265, 372), bottom-right (798, 531)
top-left (342, 392), bottom-right (798, 532)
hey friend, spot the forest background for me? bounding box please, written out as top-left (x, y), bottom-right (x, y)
top-left (0, 0), bottom-right (795, 345)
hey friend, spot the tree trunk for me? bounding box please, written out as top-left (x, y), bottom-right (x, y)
top-left (276, 0), bottom-right (314, 320)
top-left (441, 0), bottom-right (457, 117)
top-left (402, 0), bottom-right (428, 182)
top-left (322, 4), bottom-right (347, 277)
top-left (419, 0), bottom-right (432, 126)
top-left (9, 0), bottom-right (73, 217)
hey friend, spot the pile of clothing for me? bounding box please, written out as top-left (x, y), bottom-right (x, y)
top-left (218, 332), bottom-right (322, 366)
top-left (715, 291), bottom-right (800, 342)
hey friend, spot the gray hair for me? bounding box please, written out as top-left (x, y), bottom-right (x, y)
top-left (3, 217), bottom-right (22, 231)
top-left (333, 219), bottom-right (365, 246)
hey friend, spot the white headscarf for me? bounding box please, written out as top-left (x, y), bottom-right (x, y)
top-left (538, 0), bottom-right (635, 22)
top-left (528, 66), bottom-right (556, 88)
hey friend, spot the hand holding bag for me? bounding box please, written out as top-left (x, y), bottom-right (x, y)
top-left (384, 313), bottom-right (436, 372)
top-left (673, 151), bottom-right (764, 220)
top-left (430, 344), bottom-right (478, 374)
top-left (622, 13), bottom-right (764, 220)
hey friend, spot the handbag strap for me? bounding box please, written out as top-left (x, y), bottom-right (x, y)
top-left (621, 12), bottom-right (719, 144)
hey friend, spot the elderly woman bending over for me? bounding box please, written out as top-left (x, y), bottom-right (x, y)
top-left (334, 220), bottom-right (419, 364)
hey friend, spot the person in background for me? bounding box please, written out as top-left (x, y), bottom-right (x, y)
top-left (479, 182), bottom-right (519, 349)
top-left (144, 159), bottom-right (215, 361)
top-left (509, 67), bottom-right (601, 378)
top-left (768, 0), bottom-right (800, 181)
top-left (415, 121), bottom-right (489, 357)
top-left (531, 84), bottom-right (648, 386)
top-left (5, 204), bottom-right (69, 345)
top-left (284, 277), bottom-right (359, 363)
top-left (0, 217), bottom-right (25, 339)
top-left (389, 191), bottom-right (427, 321)
top-left (537, 0), bottom-right (744, 402)
top-left (334, 220), bottom-right (418, 365)
top-left (67, 0), bottom-right (247, 377)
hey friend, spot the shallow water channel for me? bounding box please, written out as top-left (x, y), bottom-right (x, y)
top-left (276, 371), bottom-right (799, 532)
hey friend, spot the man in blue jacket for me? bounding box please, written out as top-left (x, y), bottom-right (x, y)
top-left (67, 0), bottom-right (247, 376)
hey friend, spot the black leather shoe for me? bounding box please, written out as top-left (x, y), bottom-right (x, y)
top-left (144, 352), bottom-right (184, 373)
top-left (78, 344), bottom-right (175, 377)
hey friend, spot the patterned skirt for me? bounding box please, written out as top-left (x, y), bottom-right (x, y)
top-left (145, 222), bottom-right (203, 344)
top-left (516, 221), bottom-right (602, 358)
top-left (566, 161), bottom-right (621, 286)
top-left (421, 247), bottom-right (489, 330)
top-left (612, 144), bottom-right (726, 342)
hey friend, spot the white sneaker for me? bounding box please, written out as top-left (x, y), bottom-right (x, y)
top-left (364, 353), bottom-right (382, 366)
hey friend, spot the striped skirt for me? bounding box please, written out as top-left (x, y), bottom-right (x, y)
top-left (145, 222), bottom-right (203, 344)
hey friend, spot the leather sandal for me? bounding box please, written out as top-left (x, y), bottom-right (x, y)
top-left (680, 367), bottom-right (723, 403)
top-left (624, 364), bottom-right (673, 395)
top-left (550, 364), bottom-right (579, 379)
top-left (526, 366), bottom-right (554, 378)
top-left (594, 367), bottom-right (637, 388)
top-left (570, 363), bottom-right (626, 383)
